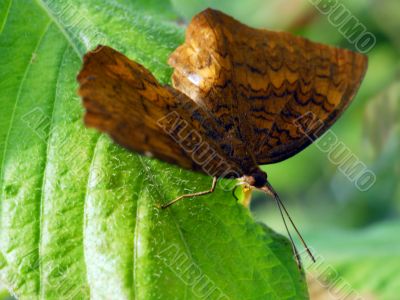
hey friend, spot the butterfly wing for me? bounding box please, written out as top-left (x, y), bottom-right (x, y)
top-left (77, 46), bottom-right (241, 177)
top-left (168, 9), bottom-right (368, 166)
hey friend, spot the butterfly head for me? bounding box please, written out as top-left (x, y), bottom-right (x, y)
top-left (242, 169), bottom-right (267, 189)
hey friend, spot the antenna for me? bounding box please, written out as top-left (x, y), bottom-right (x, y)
top-left (261, 181), bottom-right (316, 268)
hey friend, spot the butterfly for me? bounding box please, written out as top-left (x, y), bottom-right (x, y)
top-left (77, 8), bottom-right (367, 266)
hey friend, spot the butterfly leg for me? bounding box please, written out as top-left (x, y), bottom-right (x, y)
top-left (161, 177), bottom-right (218, 209)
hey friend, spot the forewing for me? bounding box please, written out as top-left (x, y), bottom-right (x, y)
top-left (168, 9), bottom-right (368, 166)
top-left (77, 46), bottom-right (240, 176)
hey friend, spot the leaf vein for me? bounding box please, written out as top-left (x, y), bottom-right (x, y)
top-left (0, 0), bottom-right (12, 34)
top-left (38, 44), bottom-right (69, 299)
top-left (82, 134), bottom-right (101, 300)
top-left (35, 0), bottom-right (82, 58)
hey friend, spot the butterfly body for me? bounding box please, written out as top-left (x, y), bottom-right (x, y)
top-left (243, 170), bottom-right (268, 188)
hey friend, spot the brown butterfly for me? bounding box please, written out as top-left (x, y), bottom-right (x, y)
top-left (77, 8), bottom-right (367, 266)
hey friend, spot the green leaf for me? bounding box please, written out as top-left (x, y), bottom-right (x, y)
top-left (0, 0), bottom-right (308, 299)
